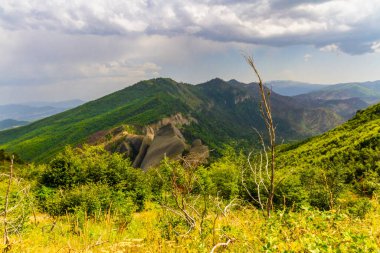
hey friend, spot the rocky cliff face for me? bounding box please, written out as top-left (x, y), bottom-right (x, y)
top-left (139, 123), bottom-right (187, 170)
top-left (94, 114), bottom-right (209, 170)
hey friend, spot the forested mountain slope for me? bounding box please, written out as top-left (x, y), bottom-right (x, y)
top-left (278, 103), bottom-right (380, 201)
top-left (0, 78), bottom-right (346, 162)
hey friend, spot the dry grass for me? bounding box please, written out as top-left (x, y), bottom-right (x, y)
top-left (1, 200), bottom-right (379, 252)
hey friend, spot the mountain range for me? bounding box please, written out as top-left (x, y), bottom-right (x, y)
top-left (0, 78), bottom-right (379, 162)
top-left (0, 99), bottom-right (85, 122)
top-left (0, 119), bottom-right (29, 131)
top-left (294, 81), bottom-right (380, 104)
top-left (269, 80), bottom-right (380, 103)
top-left (266, 80), bottom-right (325, 96)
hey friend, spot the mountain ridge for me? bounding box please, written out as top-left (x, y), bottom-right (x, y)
top-left (0, 77), bottom-right (361, 162)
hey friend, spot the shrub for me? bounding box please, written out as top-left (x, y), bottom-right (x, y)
top-left (40, 145), bottom-right (149, 210)
top-left (0, 174), bottom-right (34, 235)
top-left (40, 183), bottom-right (135, 222)
top-left (346, 198), bottom-right (373, 219)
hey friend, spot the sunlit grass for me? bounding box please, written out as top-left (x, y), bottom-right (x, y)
top-left (1, 200), bottom-right (379, 252)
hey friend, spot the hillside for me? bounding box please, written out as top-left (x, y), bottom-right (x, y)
top-left (278, 102), bottom-right (380, 199)
top-left (0, 78), bottom-right (345, 162)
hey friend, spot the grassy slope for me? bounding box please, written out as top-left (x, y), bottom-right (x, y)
top-left (279, 102), bottom-right (380, 173)
top-left (5, 202), bottom-right (380, 252)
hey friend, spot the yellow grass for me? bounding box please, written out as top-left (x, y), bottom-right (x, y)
top-left (1, 200), bottom-right (379, 252)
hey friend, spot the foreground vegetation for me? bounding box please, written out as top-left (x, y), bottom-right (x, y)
top-left (0, 101), bottom-right (378, 252)
top-left (0, 142), bottom-right (379, 252)
top-left (4, 201), bottom-right (380, 252)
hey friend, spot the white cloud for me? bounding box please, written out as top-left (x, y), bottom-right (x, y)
top-left (304, 54), bottom-right (312, 62)
top-left (372, 41), bottom-right (380, 53)
top-left (319, 43), bottom-right (340, 54)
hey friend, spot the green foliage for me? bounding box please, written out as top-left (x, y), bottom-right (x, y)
top-left (1, 82), bottom-right (380, 251)
top-left (149, 147), bottom-right (244, 202)
top-left (0, 110), bottom-right (379, 251)
top-left (300, 164), bottom-right (346, 210)
top-left (42, 145), bottom-right (132, 188)
top-left (40, 183), bottom-right (135, 223)
top-left (38, 145), bottom-right (149, 218)
top-left (345, 198), bottom-right (373, 219)
top-left (277, 103), bottom-right (380, 209)
top-left (207, 146), bottom-right (245, 200)
top-left (0, 171), bottom-right (34, 235)
top-left (275, 175), bottom-right (310, 210)
top-left (0, 149), bottom-right (23, 164)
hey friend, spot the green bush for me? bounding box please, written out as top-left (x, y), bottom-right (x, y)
top-left (41, 145), bottom-right (132, 188)
top-left (275, 174), bottom-right (310, 210)
top-left (36, 144), bottom-right (150, 231)
top-left (208, 148), bottom-right (244, 200)
top-left (346, 198), bottom-right (373, 218)
top-left (40, 183), bottom-right (135, 221)
top-left (40, 145), bottom-right (149, 210)
top-left (0, 175), bottom-right (34, 234)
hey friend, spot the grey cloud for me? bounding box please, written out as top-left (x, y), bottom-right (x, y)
top-left (270, 0), bottom-right (333, 10)
top-left (1, 0), bottom-right (380, 55)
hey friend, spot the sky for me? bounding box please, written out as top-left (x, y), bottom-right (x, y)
top-left (1, 0), bottom-right (380, 104)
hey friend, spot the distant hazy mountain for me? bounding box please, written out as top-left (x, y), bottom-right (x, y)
top-left (265, 80), bottom-right (380, 104)
top-left (0, 99), bottom-right (85, 121)
top-left (0, 119), bottom-right (29, 131)
top-left (234, 79), bottom-right (372, 120)
top-left (22, 99), bottom-right (85, 109)
top-left (265, 80), bottom-right (325, 96)
top-left (296, 81), bottom-right (380, 105)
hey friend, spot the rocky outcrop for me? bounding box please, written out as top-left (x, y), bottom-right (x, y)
top-left (184, 139), bottom-right (209, 168)
top-left (140, 123), bottom-right (187, 170)
top-left (99, 115), bottom-right (208, 170)
top-left (149, 113), bottom-right (197, 131)
top-left (132, 127), bottom-right (154, 168)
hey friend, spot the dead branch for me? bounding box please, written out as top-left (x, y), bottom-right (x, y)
top-left (210, 236), bottom-right (236, 253)
top-left (245, 55), bottom-right (276, 217)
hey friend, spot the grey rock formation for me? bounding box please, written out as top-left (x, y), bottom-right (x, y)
top-left (132, 127), bottom-right (154, 168)
top-left (105, 134), bottom-right (144, 160)
top-left (184, 139), bottom-right (209, 168)
top-left (140, 123), bottom-right (187, 170)
top-left (102, 120), bottom-right (209, 170)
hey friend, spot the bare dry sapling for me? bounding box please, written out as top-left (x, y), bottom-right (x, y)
top-left (243, 56), bottom-right (276, 217)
